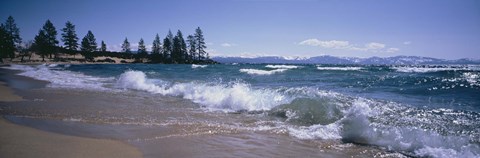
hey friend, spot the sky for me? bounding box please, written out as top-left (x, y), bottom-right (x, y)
top-left (1, 0), bottom-right (479, 59)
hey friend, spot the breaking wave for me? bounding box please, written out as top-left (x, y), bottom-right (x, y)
top-left (116, 70), bottom-right (291, 111)
top-left (392, 66), bottom-right (470, 73)
top-left (280, 98), bottom-right (480, 158)
top-left (316, 67), bottom-right (363, 71)
top-left (191, 64), bottom-right (208, 68)
top-left (5, 64), bottom-right (111, 90)
top-left (265, 65), bottom-right (301, 69)
top-left (239, 68), bottom-right (288, 75)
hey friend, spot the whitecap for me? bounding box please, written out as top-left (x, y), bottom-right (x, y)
top-left (116, 70), bottom-right (291, 111)
top-left (265, 65), bottom-right (301, 69)
top-left (5, 64), bottom-right (111, 90)
top-left (288, 123), bottom-right (342, 140)
top-left (316, 67), bottom-right (362, 71)
top-left (393, 66), bottom-right (466, 73)
top-left (192, 64), bottom-right (208, 68)
top-left (463, 72), bottom-right (479, 87)
top-left (286, 98), bottom-right (480, 158)
top-left (239, 68), bottom-right (288, 75)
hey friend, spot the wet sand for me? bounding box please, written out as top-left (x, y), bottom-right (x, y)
top-left (0, 67), bottom-right (142, 158)
top-left (0, 81), bottom-right (23, 102)
top-left (0, 117), bottom-right (142, 158)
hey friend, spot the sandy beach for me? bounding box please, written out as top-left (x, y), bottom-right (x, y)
top-left (0, 117), bottom-right (142, 158)
top-left (0, 67), bottom-right (142, 158)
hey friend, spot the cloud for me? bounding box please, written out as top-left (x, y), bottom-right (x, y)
top-left (107, 44), bottom-right (122, 52)
top-left (221, 43), bottom-right (237, 47)
top-left (205, 49), bottom-right (220, 56)
top-left (403, 41), bottom-right (411, 45)
top-left (107, 43), bottom-right (140, 52)
top-left (146, 44), bottom-right (153, 51)
top-left (387, 48), bottom-right (400, 53)
top-left (365, 42), bottom-right (385, 50)
top-left (299, 38), bottom-right (398, 53)
top-left (130, 43), bottom-right (139, 50)
top-left (298, 39), bottom-right (350, 49)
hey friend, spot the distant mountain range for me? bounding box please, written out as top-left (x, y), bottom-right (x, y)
top-left (212, 55), bottom-right (480, 65)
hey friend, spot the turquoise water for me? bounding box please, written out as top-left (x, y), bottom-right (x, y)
top-left (65, 64), bottom-right (480, 111)
top-left (7, 63), bottom-right (480, 157)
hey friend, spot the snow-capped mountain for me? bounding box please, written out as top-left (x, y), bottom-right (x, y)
top-left (212, 55), bottom-right (480, 65)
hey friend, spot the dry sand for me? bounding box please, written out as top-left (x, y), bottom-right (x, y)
top-left (0, 72), bottom-right (143, 158)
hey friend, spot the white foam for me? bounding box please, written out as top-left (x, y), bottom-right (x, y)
top-left (116, 70), bottom-right (291, 111)
top-left (288, 123), bottom-right (342, 140)
top-left (265, 65), bottom-right (301, 69)
top-left (340, 100), bottom-right (480, 158)
top-left (47, 64), bottom-right (59, 67)
top-left (192, 64), bottom-right (208, 68)
top-left (393, 67), bottom-right (466, 73)
top-left (316, 67), bottom-right (362, 71)
top-left (286, 98), bottom-right (480, 158)
top-left (6, 64), bottom-right (111, 90)
top-left (239, 68), bottom-right (288, 75)
top-left (415, 146), bottom-right (478, 158)
top-left (463, 72), bottom-right (479, 87)
top-left (4, 64), bottom-right (36, 71)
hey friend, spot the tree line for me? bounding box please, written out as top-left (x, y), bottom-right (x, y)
top-left (0, 16), bottom-right (215, 64)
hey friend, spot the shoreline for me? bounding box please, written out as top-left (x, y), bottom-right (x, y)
top-left (0, 68), bottom-right (143, 158)
top-left (2, 63), bottom-right (467, 157)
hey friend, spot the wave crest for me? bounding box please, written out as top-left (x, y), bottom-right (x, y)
top-left (286, 98), bottom-right (480, 158)
top-left (191, 64), bottom-right (208, 68)
top-left (316, 67), bottom-right (362, 71)
top-left (265, 65), bottom-right (301, 69)
top-left (239, 68), bottom-right (288, 75)
top-left (5, 64), bottom-right (110, 90)
top-left (116, 70), bottom-right (290, 111)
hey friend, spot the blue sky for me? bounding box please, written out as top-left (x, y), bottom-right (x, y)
top-left (1, 0), bottom-right (479, 59)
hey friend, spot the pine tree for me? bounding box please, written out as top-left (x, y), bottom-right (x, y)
top-left (33, 30), bottom-right (48, 61)
top-left (100, 40), bottom-right (107, 52)
top-left (194, 27), bottom-right (207, 60)
top-left (61, 21), bottom-right (78, 51)
top-left (138, 38), bottom-right (146, 54)
top-left (162, 38), bottom-right (171, 63)
top-left (167, 30), bottom-right (174, 45)
top-left (4, 16), bottom-right (21, 49)
top-left (80, 30), bottom-right (97, 52)
top-left (151, 33), bottom-right (162, 54)
top-left (0, 24), bottom-right (15, 61)
top-left (34, 20), bottom-right (58, 60)
top-left (172, 35), bottom-right (180, 63)
top-left (162, 30), bottom-right (174, 63)
top-left (172, 30), bottom-right (187, 63)
top-left (186, 35), bottom-right (196, 61)
top-left (44, 20), bottom-right (58, 58)
top-left (150, 34), bottom-right (162, 63)
top-left (180, 32), bottom-right (187, 62)
top-left (137, 38), bottom-right (147, 60)
top-left (122, 37), bottom-right (130, 53)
